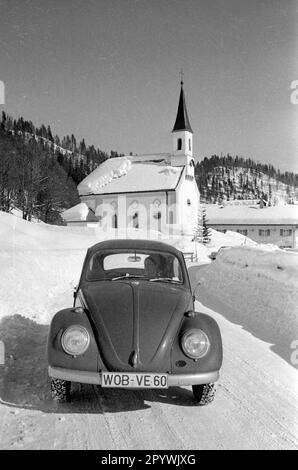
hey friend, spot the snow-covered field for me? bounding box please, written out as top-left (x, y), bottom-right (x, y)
top-left (0, 211), bottom-right (297, 449)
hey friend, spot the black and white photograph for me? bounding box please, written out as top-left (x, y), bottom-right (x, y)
top-left (0, 0), bottom-right (297, 452)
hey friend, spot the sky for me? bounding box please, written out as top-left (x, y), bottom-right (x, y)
top-left (0, 0), bottom-right (297, 172)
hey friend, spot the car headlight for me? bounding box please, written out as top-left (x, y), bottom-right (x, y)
top-left (61, 325), bottom-right (90, 356)
top-left (181, 328), bottom-right (210, 359)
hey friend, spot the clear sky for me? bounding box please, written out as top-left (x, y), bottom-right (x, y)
top-left (0, 0), bottom-right (297, 172)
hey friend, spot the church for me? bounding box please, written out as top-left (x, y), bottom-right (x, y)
top-left (62, 81), bottom-right (200, 235)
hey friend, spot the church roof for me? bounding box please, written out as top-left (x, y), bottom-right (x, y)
top-left (172, 82), bottom-right (193, 133)
top-left (78, 156), bottom-right (184, 196)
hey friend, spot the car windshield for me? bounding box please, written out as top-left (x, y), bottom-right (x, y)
top-left (86, 249), bottom-right (184, 284)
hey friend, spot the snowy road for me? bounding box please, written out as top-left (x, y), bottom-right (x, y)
top-left (1, 289), bottom-right (297, 450)
top-left (0, 213), bottom-right (297, 449)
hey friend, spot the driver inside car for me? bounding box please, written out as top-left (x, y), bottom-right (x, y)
top-left (144, 254), bottom-right (165, 279)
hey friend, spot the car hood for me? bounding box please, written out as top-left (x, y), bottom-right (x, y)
top-left (82, 280), bottom-right (190, 372)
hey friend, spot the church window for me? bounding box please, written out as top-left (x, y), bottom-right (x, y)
top-left (132, 212), bottom-right (139, 229)
top-left (177, 138), bottom-right (182, 151)
top-left (157, 212), bottom-right (162, 232)
top-left (189, 139), bottom-right (191, 151)
top-left (112, 213), bottom-right (118, 229)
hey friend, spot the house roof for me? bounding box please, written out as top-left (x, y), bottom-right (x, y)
top-left (172, 83), bottom-right (193, 133)
top-left (206, 204), bottom-right (298, 225)
top-left (62, 202), bottom-right (96, 222)
top-left (78, 157), bottom-right (184, 196)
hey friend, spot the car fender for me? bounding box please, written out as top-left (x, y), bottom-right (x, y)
top-left (47, 308), bottom-right (105, 372)
top-left (170, 312), bottom-right (223, 374)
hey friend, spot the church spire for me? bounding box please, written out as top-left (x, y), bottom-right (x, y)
top-left (172, 78), bottom-right (193, 134)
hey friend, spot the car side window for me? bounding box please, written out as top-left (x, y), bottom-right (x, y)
top-left (173, 258), bottom-right (182, 281)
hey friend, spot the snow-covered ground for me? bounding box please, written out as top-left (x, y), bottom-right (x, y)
top-left (188, 244), bottom-right (298, 365)
top-left (0, 211), bottom-right (297, 449)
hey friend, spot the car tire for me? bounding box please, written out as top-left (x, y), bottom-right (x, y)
top-left (51, 378), bottom-right (71, 402)
top-left (192, 383), bottom-right (216, 405)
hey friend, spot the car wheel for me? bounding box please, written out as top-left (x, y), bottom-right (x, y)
top-left (51, 378), bottom-right (71, 402)
top-left (192, 383), bottom-right (216, 405)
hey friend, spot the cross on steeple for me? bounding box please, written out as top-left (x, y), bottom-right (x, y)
top-left (180, 68), bottom-right (184, 85)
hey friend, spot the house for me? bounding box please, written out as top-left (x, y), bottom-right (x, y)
top-left (62, 81), bottom-right (200, 235)
top-left (206, 204), bottom-right (298, 248)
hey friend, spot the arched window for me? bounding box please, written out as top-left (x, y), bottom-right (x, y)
top-left (112, 213), bottom-right (118, 228)
top-left (157, 212), bottom-right (162, 232)
top-left (177, 138), bottom-right (182, 151)
top-left (132, 212), bottom-right (139, 229)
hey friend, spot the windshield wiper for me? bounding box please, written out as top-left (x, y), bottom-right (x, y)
top-left (149, 278), bottom-right (182, 284)
top-left (112, 274), bottom-right (148, 281)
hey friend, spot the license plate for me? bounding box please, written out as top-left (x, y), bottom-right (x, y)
top-left (102, 372), bottom-right (168, 389)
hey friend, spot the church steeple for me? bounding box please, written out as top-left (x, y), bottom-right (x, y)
top-left (172, 80), bottom-right (193, 133)
top-left (171, 77), bottom-right (193, 159)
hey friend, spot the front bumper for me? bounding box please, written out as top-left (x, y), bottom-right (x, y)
top-left (48, 366), bottom-right (219, 386)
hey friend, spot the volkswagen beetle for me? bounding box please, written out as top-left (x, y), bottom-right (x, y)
top-left (48, 239), bottom-right (223, 404)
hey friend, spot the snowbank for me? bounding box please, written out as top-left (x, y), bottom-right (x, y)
top-left (190, 244), bottom-right (298, 350)
top-left (215, 244), bottom-right (298, 286)
top-left (209, 228), bottom-right (257, 250)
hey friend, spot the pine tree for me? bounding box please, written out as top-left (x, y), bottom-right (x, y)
top-left (202, 207), bottom-right (211, 244)
top-left (193, 206), bottom-right (203, 244)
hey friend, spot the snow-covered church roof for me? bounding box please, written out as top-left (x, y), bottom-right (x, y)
top-left (77, 156), bottom-right (184, 196)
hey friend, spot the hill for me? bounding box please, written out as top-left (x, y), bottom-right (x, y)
top-left (196, 155), bottom-right (298, 205)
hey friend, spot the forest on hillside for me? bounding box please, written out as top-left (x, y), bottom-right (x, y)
top-left (195, 155), bottom-right (298, 204)
top-left (0, 112), bottom-right (123, 223)
top-left (0, 126), bottom-right (79, 223)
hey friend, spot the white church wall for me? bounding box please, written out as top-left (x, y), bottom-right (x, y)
top-left (80, 191), bottom-right (184, 234)
top-left (176, 170), bottom-right (200, 235)
top-left (82, 191), bottom-right (169, 231)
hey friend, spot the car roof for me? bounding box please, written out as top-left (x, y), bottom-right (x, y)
top-left (88, 239), bottom-right (182, 257)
